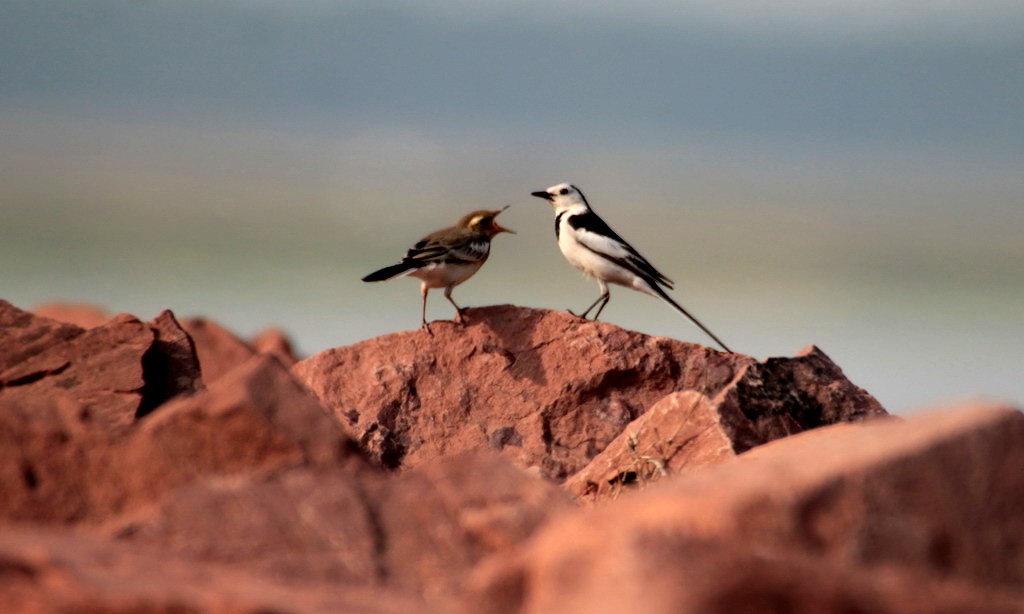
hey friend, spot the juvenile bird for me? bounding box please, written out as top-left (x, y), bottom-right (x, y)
top-left (362, 207), bottom-right (514, 332)
top-left (531, 183), bottom-right (731, 352)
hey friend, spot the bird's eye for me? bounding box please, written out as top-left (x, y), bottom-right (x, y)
top-left (559, 188), bottom-right (569, 195)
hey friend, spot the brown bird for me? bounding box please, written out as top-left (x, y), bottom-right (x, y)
top-left (362, 207), bottom-right (514, 331)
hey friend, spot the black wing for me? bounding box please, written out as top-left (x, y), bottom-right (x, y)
top-left (567, 212), bottom-right (675, 288)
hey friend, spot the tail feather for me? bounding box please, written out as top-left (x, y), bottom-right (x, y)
top-left (362, 261), bottom-right (420, 282)
top-left (647, 282), bottom-right (732, 353)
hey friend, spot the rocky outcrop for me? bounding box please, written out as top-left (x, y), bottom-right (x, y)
top-left (3, 300), bottom-right (1020, 613)
top-left (23, 301), bottom-right (300, 385)
top-left (181, 317), bottom-right (262, 384)
top-left (112, 451), bottom-right (570, 603)
top-left (252, 326), bottom-right (300, 367)
top-left (181, 318), bottom-right (301, 384)
top-left (564, 390), bottom-right (744, 501)
top-left (565, 345), bottom-right (894, 502)
top-left (0, 353), bottom-right (364, 524)
top-left (294, 305), bottom-right (886, 480)
top-left (0, 301), bottom-right (199, 434)
top-left (467, 404), bottom-right (1024, 614)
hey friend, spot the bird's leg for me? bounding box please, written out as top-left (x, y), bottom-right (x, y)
top-left (420, 283), bottom-right (433, 335)
top-left (572, 282), bottom-right (611, 320)
top-left (570, 295), bottom-right (601, 319)
top-left (444, 285), bottom-right (465, 324)
top-left (591, 292), bottom-right (611, 321)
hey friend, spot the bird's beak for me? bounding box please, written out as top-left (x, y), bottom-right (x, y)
top-left (493, 207), bottom-right (515, 234)
top-left (493, 220), bottom-right (515, 234)
top-left (531, 190), bottom-right (553, 202)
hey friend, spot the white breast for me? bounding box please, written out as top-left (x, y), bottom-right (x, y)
top-left (411, 260), bottom-right (484, 288)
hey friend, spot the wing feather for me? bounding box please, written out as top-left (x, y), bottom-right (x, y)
top-left (567, 213), bottom-right (674, 288)
top-left (403, 235), bottom-right (489, 266)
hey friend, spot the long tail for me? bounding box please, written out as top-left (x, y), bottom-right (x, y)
top-left (361, 261), bottom-right (420, 282)
top-left (648, 283), bottom-right (732, 353)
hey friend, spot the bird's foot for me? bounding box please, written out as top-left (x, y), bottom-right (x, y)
top-left (454, 308), bottom-right (466, 325)
top-left (421, 321), bottom-right (434, 336)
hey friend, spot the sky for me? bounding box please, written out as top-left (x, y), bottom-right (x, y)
top-left (2, 0), bottom-right (1022, 414)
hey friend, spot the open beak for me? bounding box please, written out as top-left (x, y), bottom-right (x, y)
top-left (531, 190), bottom-right (553, 201)
top-left (493, 221), bottom-right (515, 234)
top-left (494, 205), bottom-right (515, 234)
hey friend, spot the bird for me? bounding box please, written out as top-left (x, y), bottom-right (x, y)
top-left (362, 207), bottom-right (514, 332)
top-left (530, 183), bottom-right (732, 352)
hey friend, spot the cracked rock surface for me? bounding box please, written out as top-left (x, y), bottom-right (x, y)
top-left (293, 305), bottom-right (885, 481)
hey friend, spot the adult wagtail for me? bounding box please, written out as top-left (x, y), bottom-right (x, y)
top-left (531, 183), bottom-right (731, 352)
top-left (362, 207), bottom-right (514, 332)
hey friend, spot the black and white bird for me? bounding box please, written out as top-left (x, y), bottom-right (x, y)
top-left (362, 207), bottom-right (513, 332)
top-left (531, 183), bottom-right (731, 352)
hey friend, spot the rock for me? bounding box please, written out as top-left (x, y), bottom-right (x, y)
top-left (467, 403), bottom-right (1024, 614)
top-left (0, 394), bottom-right (105, 523)
top-left (114, 450), bottom-right (571, 604)
top-left (465, 536), bottom-right (1022, 614)
top-left (252, 327), bottom-right (300, 366)
top-left (4, 299), bottom-right (1018, 613)
top-left (0, 353), bottom-right (366, 524)
top-left (31, 301), bottom-right (111, 328)
top-left (293, 305), bottom-right (886, 480)
top-left (121, 353), bottom-right (365, 491)
top-left (566, 346), bottom-right (892, 502)
top-left (1, 304), bottom-right (154, 434)
top-left (182, 318), bottom-right (301, 383)
top-left (564, 391), bottom-right (748, 501)
top-left (0, 525), bottom-right (438, 614)
top-left (1, 303), bottom-right (202, 434)
top-left (1, 300), bottom-right (87, 383)
top-left (371, 450), bottom-right (571, 602)
top-left (24, 301), bottom-right (299, 384)
top-left (720, 345), bottom-right (888, 442)
top-left (137, 309), bottom-right (203, 418)
top-left (182, 317), bottom-right (259, 385)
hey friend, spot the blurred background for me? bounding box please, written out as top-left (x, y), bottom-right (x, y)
top-left (2, 0), bottom-right (1021, 414)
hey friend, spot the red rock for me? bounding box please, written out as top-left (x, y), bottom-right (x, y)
top-left (182, 317), bottom-right (259, 385)
top-left (0, 526), bottom-right (438, 614)
top-left (564, 391), bottom-right (748, 501)
top-left (293, 305), bottom-right (886, 480)
top-left (1, 299), bottom-right (85, 379)
top-left (251, 326), bottom-right (300, 366)
top-left (1, 306), bottom-right (155, 434)
top-left (721, 345), bottom-right (887, 441)
top-left (566, 346), bottom-right (891, 501)
top-left (120, 353), bottom-right (365, 496)
top-left (1, 303), bottom-right (202, 434)
top-left (31, 301), bottom-right (111, 328)
top-left (465, 536), bottom-right (1022, 614)
top-left (0, 394), bottom-right (104, 523)
top-left (467, 403), bottom-right (1024, 614)
top-left (371, 450), bottom-right (571, 602)
top-left (114, 450), bottom-right (571, 604)
top-left (23, 302), bottom-right (299, 384)
top-left (137, 309), bottom-right (203, 418)
top-left (0, 353), bottom-right (366, 524)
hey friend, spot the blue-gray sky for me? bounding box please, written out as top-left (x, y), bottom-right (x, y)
top-left (2, 0), bottom-right (1022, 414)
